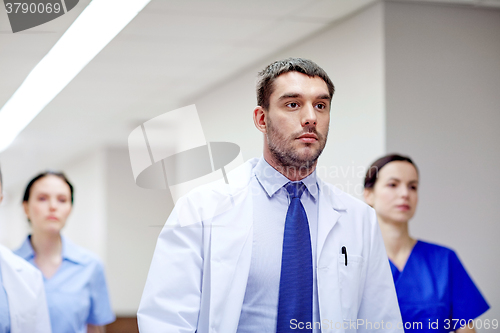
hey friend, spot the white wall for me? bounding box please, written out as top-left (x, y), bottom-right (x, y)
top-left (63, 150), bottom-right (107, 261)
top-left (0, 183), bottom-right (29, 249)
top-left (385, 1), bottom-right (500, 327)
top-left (193, 2), bottom-right (386, 200)
top-left (105, 148), bottom-right (172, 315)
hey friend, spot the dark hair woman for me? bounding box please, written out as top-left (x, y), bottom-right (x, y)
top-left (14, 171), bottom-right (115, 333)
top-left (363, 154), bottom-right (489, 333)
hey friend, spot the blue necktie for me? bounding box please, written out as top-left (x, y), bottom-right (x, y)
top-left (276, 182), bottom-right (313, 333)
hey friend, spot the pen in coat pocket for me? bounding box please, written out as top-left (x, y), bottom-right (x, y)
top-left (342, 246), bottom-right (347, 266)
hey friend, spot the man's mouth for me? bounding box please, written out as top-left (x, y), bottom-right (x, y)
top-left (297, 133), bottom-right (318, 143)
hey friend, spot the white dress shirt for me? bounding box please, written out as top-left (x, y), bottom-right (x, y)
top-left (237, 156), bottom-right (321, 332)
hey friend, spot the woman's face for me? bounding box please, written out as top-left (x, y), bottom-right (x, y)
top-left (23, 175), bottom-right (72, 234)
top-left (364, 161), bottom-right (419, 224)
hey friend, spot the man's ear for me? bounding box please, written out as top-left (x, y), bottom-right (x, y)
top-left (363, 188), bottom-right (374, 207)
top-left (0, 194), bottom-right (3, 205)
top-left (253, 106), bottom-right (267, 134)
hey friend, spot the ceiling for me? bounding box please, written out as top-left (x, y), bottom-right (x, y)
top-left (0, 0), bottom-right (499, 190)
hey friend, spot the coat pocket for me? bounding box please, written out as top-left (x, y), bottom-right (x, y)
top-left (338, 253), bottom-right (364, 321)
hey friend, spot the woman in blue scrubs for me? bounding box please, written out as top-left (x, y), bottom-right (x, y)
top-left (363, 154), bottom-right (489, 333)
top-left (14, 171), bottom-right (115, 333)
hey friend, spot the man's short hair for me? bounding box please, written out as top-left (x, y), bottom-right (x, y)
top-left (256, 58), bottom-right (335, 110)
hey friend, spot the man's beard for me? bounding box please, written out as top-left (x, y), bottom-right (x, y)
top-left (266, 118), bottom-right (327, 170)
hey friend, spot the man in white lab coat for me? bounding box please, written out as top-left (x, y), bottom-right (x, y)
top-left (0, 167), bottom-right (52, 333)
top-left (138, 58), bottom-right (403, 332)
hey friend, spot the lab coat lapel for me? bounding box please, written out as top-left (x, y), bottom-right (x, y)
top-left (316, 180), bottom-right (347, 330)
top-left (317, 179), bottom-right (345, 259)
top-left (208, 161), bottom-right (255, 332)
top-left (0, 246), bottom-right (37, 333)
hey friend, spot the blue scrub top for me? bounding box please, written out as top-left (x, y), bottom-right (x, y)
top-left (0, 264), bottom-right (11, 333)
top-left (390, 241), bottom-right (489, 333)
top-left (15, 236), bottom-right (115, 333)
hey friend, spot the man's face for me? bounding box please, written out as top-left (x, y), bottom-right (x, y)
top-left (263, 71), bottom-right (330, 169)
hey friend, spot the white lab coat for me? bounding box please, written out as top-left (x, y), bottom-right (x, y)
top-left (138, 158), bottom-right (402, 333)
top-left (0, 244), bottom-right (51, 333)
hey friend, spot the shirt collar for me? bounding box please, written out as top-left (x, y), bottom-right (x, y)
top-left (254, 156), bottom-right (318, 201)
top-left (16, 235), bottom-right (86, 265)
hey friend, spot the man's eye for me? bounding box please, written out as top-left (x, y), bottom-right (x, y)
top-left (316, 104), bottom-right (326, 110)
top-left (287, 102), bottom-right (298, 108)
top-left (387, 183), bottom-right (396, 187)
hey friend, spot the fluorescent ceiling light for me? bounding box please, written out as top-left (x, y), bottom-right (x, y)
top-left (0, 0), bottom-right (151, 153)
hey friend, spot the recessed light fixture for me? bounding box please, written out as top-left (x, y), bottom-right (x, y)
top-left (0, 0), bottom-right (151, 153)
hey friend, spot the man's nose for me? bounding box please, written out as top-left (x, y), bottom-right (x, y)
top-left (302, 103), bottom-right (317, 127)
